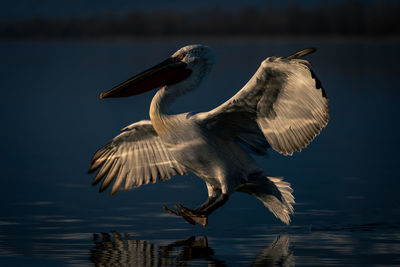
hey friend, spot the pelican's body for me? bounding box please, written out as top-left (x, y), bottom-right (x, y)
top-left (151, 89), bottom-right (261, 195)
top-left (89, 45), bottom-right (329, 226)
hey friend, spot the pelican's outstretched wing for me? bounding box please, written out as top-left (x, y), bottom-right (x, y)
top-left (199, 48), bottom-right (329, 156)
top-left (89, 120), bottom-right (186, 195)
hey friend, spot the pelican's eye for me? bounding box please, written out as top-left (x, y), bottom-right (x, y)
top-left (177, 53), bottom-right (185, 60)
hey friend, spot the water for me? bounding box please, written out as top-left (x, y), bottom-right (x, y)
top-left (0, 38), bottom-right (399, 266)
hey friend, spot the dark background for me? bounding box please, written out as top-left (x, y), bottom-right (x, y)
top-left (1, 0), bottom-right (400, 39)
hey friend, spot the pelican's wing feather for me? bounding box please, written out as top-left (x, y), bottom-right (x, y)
top-left (89, 120), bottom-right (186, 195)
top-left (200, 48), bottom-right (329, 155)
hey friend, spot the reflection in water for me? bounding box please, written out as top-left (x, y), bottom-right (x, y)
top-left (253, 235), bottom-right (293, 267)
top-left (90, 232), bottom-right (293, 266)
top-left (90, 233), bottom-right (225, 266)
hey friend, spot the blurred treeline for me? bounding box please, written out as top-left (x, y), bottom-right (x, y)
top-left (1, 2), bottom-right (399, 39)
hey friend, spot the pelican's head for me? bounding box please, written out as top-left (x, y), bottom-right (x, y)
top-left (100, 44), bottom-right (217, 99)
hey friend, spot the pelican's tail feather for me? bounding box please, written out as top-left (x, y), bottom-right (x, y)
top-left (265, 176), bottom-right (295, 224)
top-left (237, 176), bottom-right (295, 225)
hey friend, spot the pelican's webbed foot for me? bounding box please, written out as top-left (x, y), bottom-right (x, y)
top-left (177, 204), bottom-right (202, 216)
top-left (162, 204), bottom-right (208, 227)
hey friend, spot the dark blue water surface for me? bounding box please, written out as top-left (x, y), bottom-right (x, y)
top-left (0, 38), bottom-right (399, 266)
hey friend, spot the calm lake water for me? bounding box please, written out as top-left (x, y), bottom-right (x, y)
top-left (0, 38), bottom-right (399, 266)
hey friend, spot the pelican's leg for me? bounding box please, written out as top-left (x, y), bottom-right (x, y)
top-left (195, 180), bottom-right (238, 217)
top-left (195, 184), bottom-right (221, 212)
top-left (177, 183), bottom-right (221, 215)
top-left (197, 194), bottom-right (229, 216)
top-left (194, 196), bottom-right (217, 212)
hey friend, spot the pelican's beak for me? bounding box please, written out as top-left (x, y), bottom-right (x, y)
top-left (99, 57), bottom-right (192, 99)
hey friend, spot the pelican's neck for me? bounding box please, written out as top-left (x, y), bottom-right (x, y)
top-left (149, 85), bottom-right (187, 135)
top-left (150, 87), bottom-right (173, 118)
top-left (149, 59), bottom-right (213, 135)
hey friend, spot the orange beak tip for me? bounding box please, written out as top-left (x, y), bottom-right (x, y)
top-left (99, 92), bottom-right (105, 99)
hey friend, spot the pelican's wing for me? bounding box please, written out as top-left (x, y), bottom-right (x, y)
top-left (199, 48), bottom-right (329, 155)
top-left (89, 120), bottom-right (186, 195)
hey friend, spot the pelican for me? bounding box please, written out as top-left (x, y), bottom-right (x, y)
top-left (89, 45), bottom-right (329, 227)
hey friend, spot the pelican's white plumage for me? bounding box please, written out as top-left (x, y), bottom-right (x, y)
top-left (89, 45), bottom-right (329, 226)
